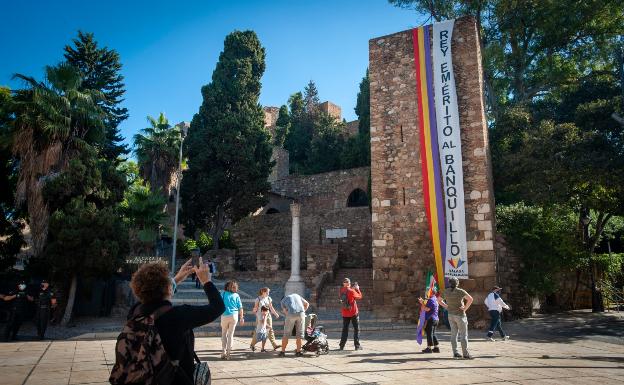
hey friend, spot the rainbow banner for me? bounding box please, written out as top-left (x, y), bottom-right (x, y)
top-left (412, 26), bottom-right (447, 290)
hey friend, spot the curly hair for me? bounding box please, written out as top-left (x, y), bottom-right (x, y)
top-left (224, 280), bottom-right (238, 293)
top-left (130, 262), bottom-right (171, 305)
top-left (258, 287), bottom-right (270, 296)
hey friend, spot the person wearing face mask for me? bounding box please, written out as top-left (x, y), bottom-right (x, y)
top-left (34, 280), bottom-right (56, 340)
top-left (1, 282), bottom-right (33, 341)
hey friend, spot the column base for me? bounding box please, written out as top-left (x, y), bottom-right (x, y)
top-left (285, 278), bottom-right (306, 297)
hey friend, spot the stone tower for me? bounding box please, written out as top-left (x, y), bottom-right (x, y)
top-left (369, 16), bottom-right (497, 321)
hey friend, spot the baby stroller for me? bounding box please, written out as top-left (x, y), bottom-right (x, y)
top-left (302, 313), bottom-right (329, 356)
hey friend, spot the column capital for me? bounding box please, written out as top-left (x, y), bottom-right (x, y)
top-left (290, 203), bottom-right (301, 217)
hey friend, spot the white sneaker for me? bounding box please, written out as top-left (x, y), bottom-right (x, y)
top-left (487, 337), bottom-right (495, 342)
top-left (503, 336), bottom-right (510, 341)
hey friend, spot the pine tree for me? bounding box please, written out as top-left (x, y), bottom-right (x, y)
top-left (64, 31), bottom-right (129, 161)
top-left (181, 30), bottom-right (273, 249)
top-left (303, 80), bottom-right (320, 114)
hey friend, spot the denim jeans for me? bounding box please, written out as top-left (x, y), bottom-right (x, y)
top-left (487, 310), bottom-right (506, 338)
top-left (448, 314), bottom-right (469, 355)
top-left (339, 314), bottom-right (360, 348)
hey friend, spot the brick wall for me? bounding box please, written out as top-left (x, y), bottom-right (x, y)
top-left (369, 17), bottom-right (497, 322)
top-left (319, 101), bottom-right (342, 121)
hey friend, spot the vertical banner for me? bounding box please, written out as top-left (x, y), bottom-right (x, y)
top-left (413, 26), bottom-right (447, 290)
top-left (432, 20), bottom-right (469, 278)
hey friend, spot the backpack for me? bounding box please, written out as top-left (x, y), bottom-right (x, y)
top-left (109, 305), bottom-right (187, 385)
top-left (340, 289), bottom-right (352, 311)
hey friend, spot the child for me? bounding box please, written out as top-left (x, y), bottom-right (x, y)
top-left (254, 306), bottom-right (271, 352)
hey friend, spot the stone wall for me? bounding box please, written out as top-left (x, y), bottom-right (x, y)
top-left (271, 167), bottom-right (370, 212)
top-left (369, 17), bottom-right (497, 322)
top-left (268, 147), bottom-right (290, 182)
top-left (319, 101), bottom-right (342, 121)
top-left (232, 205), bottom-right (372, 270)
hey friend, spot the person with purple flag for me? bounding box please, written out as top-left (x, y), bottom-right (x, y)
top-left (418, 289), bottom-right (440, 353)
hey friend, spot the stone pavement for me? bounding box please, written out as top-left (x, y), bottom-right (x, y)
top-left (1, 311), bottom-right (623, 385)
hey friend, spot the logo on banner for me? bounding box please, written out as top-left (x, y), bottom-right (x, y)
top-left (447, 257), bottom-right (465, 269)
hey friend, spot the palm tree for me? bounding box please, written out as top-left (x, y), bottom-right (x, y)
top-left (11, 63), bottom-right (105, 256)
top-left (120, 181), bottom-right (168, 255)
top-left (133, 113), bottom-right (181, 198)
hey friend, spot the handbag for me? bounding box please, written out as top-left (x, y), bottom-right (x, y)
top-left (193, 353), bottom-right (211, 385)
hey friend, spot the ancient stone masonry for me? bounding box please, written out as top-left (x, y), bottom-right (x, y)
top-left (369, 17), bottom-right (497, 322)
top-left (231, 167), bottom-right (372, 270)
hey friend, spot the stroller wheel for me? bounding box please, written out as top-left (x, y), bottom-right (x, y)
top-left (316, 350), bottom-right (320, 356)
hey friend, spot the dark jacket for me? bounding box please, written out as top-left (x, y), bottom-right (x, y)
top-left (128, 281), bottom-right (225, 382)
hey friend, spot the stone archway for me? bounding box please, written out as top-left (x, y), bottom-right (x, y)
top-left (347, 188), bottom-right (368, 207)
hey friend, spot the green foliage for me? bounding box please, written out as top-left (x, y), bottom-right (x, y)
top-left (496, 203), bottom-right (584, 296)
top-left (42, 147), bottom-right (129, 278)
top-left (181, 238), bottom-right (198, 258)
top-left (0, 87), bottom-right (25, 271)
top-left (181, 30), bottom-right (273, 249)
top-left (133, 113), bottom-right (181, 196)
top-left (197, 231), bottom-right (213, 253)
top-left (120, 180), bottom-right (167, 254)
top-left (305, 113), bottom-right (346, 174)
top-left (64, 31), bottom-right (129, 161)
top-left (273, 105), bottom-right (290, 146)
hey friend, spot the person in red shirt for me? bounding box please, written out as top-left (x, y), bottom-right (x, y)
top-left (339, 277), bottom-right (363, 350)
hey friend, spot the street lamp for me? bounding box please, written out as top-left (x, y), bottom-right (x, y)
top-left (171, 122), bottom-right (189, 272)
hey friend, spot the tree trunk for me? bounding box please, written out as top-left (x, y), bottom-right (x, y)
top-left (61, 274), bottom-right (77, 326)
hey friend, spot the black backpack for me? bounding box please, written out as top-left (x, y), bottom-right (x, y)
top-left (109, 305), bottom-right (187, 385)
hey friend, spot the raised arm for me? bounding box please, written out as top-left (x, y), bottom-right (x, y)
top-left (302, 298), bottom-right (310, 311)
top-left (172, 259), bottom-right (225, 330)
top-left (352, 287), bottom-right (363, 300)
top-left (460, 293), bottom-right (473, 312)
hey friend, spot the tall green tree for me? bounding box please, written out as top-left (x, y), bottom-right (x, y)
top-left (133, 113), bottom-right (181, 197)
top-left (284, 91), bottom-right (310, 172)
top-left (181, 30), bottom-right (273, 249)
top-left (43, 147), bottom-right (128, 325)
top-left (64, 31), bottom-right (129, 161)
top-left (305, 113), bottom-right (346, 174)
top-left (273, 105), bottom-right (290, 146)
top-left (0, 87), bottom-right (25, 271)
top-left (11, 63), bottom-right (107, 256)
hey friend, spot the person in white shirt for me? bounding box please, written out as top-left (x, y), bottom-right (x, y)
top-left (484, 286), bottom-right (510, 341)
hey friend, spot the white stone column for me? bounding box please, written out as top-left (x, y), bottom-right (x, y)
top-left (285, 203), bottom-right (305, 296)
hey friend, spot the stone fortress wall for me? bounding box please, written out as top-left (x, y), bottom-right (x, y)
top-left (369, 16), bottom-right (497, 321)
top-left (231, 160), bottom-right (372, 271)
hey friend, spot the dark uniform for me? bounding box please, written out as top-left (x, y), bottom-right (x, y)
top-left (3, 287), bottom-right (30, 341)
top-left (35, 285), bottom-right (55, 339)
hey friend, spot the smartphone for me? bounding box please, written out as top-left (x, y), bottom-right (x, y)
top-left (191, 255), bottom-right (199, 267)
top-left (209, 263), bottom-right (215, 274)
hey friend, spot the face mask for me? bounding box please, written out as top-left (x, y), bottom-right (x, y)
top-left (18, 284), bottom-right (26, 291)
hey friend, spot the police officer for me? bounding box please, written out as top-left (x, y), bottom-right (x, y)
top-left (35, 280), bottom-right (56, 339)
top-left (1, 282), bottom-right (33, 341)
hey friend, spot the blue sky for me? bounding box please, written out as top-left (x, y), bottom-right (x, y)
top-left (0, 0), bottom-right (425, 150)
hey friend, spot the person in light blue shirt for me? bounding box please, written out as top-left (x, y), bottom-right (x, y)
top-left (220, 280), bottom-right (244, 359)
top-left (279, 293), bottom-right (309, 357)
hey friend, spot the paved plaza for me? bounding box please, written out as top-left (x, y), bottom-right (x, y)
top-left (0, 311), bottom-right (622, 384)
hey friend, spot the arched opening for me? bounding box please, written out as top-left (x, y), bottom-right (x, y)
top-left (266, 208), bottom-right (280, 214)
top-left (347, 188), bottom-right (368, 207)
